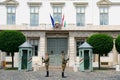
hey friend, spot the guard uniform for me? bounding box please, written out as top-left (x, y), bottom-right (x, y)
top-left (61, 52), bottom-right (69, 78)
top-left (42, 53), bottom-right (49, 77)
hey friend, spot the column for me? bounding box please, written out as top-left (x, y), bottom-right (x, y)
top-left (68, 35), bottom-right (76, 67)
top-left (38, 32), bottom-right (46, 66)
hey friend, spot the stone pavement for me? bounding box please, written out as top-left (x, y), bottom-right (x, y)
top-left (0, 68), bottom-right (120, 80)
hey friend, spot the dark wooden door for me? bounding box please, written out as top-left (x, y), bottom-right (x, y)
top-left (84, 50), bottom-right (89, 70)
top-left (22, 50), bottom-right (27, 69)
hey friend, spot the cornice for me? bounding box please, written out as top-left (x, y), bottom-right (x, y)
top-left (3, 0), bottom-right (19, 6)
top-left (27, 2), bottom-right (42, 6)
top-left (73, 2), bottom-right (88, 7)
top-left (50, 2), bottom-right (65, 7)
top-left (97, 0), bottom-right (120, 6)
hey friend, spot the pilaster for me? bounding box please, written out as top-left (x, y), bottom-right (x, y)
top-left (113, 39), bottom-right (118, 65)
top-left (68, 33), bottom-right (75, 67)
top-left (38, 32), bottom-right (46, 65)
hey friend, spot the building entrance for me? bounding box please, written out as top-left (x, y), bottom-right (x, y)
top-left (47, 38), bottom-right (68, 66)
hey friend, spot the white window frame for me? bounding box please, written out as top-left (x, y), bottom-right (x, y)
top-left (99, 7), bottom-right (109, 25)
top-left (76, 6), bottom-right (85, 26)
top-left (7, 6), bottom-right (16, 25)
top-left (30, 6), bottom-right (39, 26)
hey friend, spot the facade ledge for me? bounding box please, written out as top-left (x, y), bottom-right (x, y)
top-left (0, 24), bottom-right (120, 32)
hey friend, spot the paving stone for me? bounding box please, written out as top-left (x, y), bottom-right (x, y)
top-left (0, 69), bottom-right (120, 80)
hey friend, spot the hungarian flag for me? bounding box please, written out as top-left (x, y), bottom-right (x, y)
top-left (50, 14), bottom-right (55, 27)
top-left (64, 21), bottom-right (66, 27)
top-left (61, 14), bottom-right (64, 27)
top-left (62, 14), bottom-right (66, 27)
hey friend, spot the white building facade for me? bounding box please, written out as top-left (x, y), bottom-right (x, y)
top-left (0, 0), bottom-right (120, 68)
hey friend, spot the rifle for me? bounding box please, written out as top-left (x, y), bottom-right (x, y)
top-left (42, 57), bottom-right (45, 63)
top-left (65, 58), bottom-right (69, 63)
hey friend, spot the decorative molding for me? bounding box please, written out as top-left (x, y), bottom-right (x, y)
top-left (97, 0), bottom-right (112, 6)
top-left (73, 2), bottom-right (88, 6)
top-left (27, 2), bottom-right (42, 6)
top-left (50, 2), bottom-right (65, 7)
top-left (3, 0), bottom-right (19, 6)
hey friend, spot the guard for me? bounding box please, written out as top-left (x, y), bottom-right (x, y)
top-left (42, 53), bottom-right (49, 77)
top-left (61, 51), bottom-right (69, 78)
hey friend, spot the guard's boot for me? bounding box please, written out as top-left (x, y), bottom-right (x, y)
top-left (45, 71), bottom-right (49, 77)
top-left (62, 72), bottom-right (66, 78)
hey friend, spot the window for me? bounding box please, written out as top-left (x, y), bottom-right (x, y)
top-left (30, 6), bottom-right (39, 26)
top-left (100, 53), bottom-right (108, 57)
top-left (6, 52), bottom-right (11, 56)
top-left (29, 39), bottom-right (39, 56)
top-left (76, 7), bottom-right (85, 26)
top-left (7, 6), bottom-right (16, 25)
top-left (76, 39), bottom-right (85, 56)
top-left (101, 62), bottom-right (108, 65)
top-left (100, 7), bottom-right (109, 25)
top-left (53, 6), bottom-right (62, 23)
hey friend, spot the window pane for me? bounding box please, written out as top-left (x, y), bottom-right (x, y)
top-left (12, 8), bottom-right (15, 13)
top-left (53, 7), bottom-right (57, 13)
top-left (54, 14), bottom-right (61, 23)
top-left (35, 7), bottom-right (39, 13)
top-left (81, 14), bottom-right (85, 26)
top-left (81, 7), bottom-right (85, 13)
top-left (104, 8), bottom-right (108, 13)
top-left (7, 7), bottom-right (11, 13)
top-left (76, 7), bottom-right (85, 26)
top-left (76, 13), bottom-right (80, 26)
top-left (100, 8), bottom-right (103, 13)
top-left (30, 14), bottom-right (39, 26)
top-left (100, 7), bottom-right (108, 25)
top-left (100, 14), bottom-right (103, 25)
top-left (12, 14), bottom-right (15, 24)
top-left (7, 14), bottom-right (11, 24)
top-left (31, 7), bottom-right (34, 13)
top-left (104, 14), bottom-right (108, 25)
top-left (7, 6), bottom-right (16, 25)
top-left (76, 40), bottom-right (84, 56)
top-left (7, 14), bottom-right (15, 25)
top-left (35, 45), bottom-right (38, 56)
top-left (58, 7), bottom-right (61, 13)
top-left (53, 6), bottom-right (62, 23)
top-left (28, 39), bottom-right (39, 56)
top-left (77, 8), bottom-right (80, 13)
top-left (76, 13), bottom-right (85, 26)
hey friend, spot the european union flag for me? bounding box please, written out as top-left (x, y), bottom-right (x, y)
top-left (50, 14), bottom-right (55, 27)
